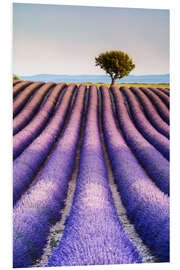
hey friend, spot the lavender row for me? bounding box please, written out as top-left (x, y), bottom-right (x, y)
top-left (111, 86), bottom-right (169, 195)
top-left (13, 80), bottom-right (23, 87)
top-left (13, 80), bottom-right (32, 99)
top-left (13, 85), bottom-right (86, 268)
top-left (130, 87), bottom-right (169, 138)
top-left (121, 87), bottom-right (169, 160)
top-left (13, 82), bottom-right (56, 135)
top-left (13, 84), bottom-right (76, 204)
top-left (149, 87), bottom-right (169, 108)
top-left (101, 85), bottom-right (169, 262)
top-left (157, 88), bottom-right (170, 96)
top-left (13, 81), bottom-right (44, 117)
top-left (140, 87), bottom-right (169, 124)
top-left (13, 83), bottom-right (66, 159)
top-left (46, 85), bottom-right (142, 267)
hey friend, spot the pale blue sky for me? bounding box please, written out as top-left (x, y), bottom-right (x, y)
top-left (13, 3), bottom-right (169, 76)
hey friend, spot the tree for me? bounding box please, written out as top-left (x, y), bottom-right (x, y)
top-left (95, 50), bottom-right (135, 86)
top-left (13, 75), bottom-right (20, 80)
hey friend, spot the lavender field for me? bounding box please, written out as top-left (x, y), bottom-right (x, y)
top-left (13, 80), bottom-right (170, 268)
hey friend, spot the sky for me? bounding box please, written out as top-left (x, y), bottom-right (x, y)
top-left (13, 3), bottom-right (169, 76)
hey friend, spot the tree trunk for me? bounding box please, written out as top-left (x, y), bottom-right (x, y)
top-left (111, 77), bottom-right (116, 86)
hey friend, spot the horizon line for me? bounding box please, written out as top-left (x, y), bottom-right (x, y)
top-left (18, 73), bottom-right (170, 77)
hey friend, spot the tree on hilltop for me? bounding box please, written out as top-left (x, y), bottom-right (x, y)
top-left (95, 50), bottom-right (135, 86)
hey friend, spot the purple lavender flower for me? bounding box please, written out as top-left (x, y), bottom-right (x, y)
top-left (46, 85), bottom-right (142, 267)
top-left (130, 87), bottom-right (169, 138)
top-left (120, 86), bottom-right (169, 160)
top-left (101, 85), bottom-right (169, 262)
top-left (157, 87), bottom-right (169, 96)
top-left (13, 85), bottom-right (86, 267)
top-left (13, 83), bottom-right (66, 159)
top-left (13, 81), bottom-right (44, 117)
top-left (13, 81), bottom-right (32, 98)
top-left (13, 82), bottom-right (57, 135)
top-left (110, 86), bottom-right (169, 195)
top-left (140, 87), bottom-right (169, 124)
top-left (13, 84), bottom-right (76, 204)
top-left (149, 87), bottom-right (169, 108)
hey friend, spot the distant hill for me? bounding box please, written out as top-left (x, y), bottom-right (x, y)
top-left (19, 74), bottom-right (170, 84)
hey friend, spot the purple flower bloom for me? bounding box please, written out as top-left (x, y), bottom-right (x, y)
top-left (120, 86), bottom-right (169, 160)
top-left (110, 86), bottom-right (169, 195)
top-left (149, 87), bottom-right (169, 108)
top-left (13, 83), bottom-right (66, 159)
top-left (13, 81), bottom-right (44, 117)
top-left (13, 81), bottom-right (32, 99)
top-left (13, 82), bottom-right (57, 135)
top-left (13, 85), bottom-right (86, 268)
top-left (46, 85), bottom-right (142, 267)
top-left (140, 87), bottom-right (169, 124)
top-left (157, 88), bottom-right (169, 96)
top-left (100, 85), bottom-right (169, 262)
top-left (13, 84), bottom-right (76, 204)
top-left (130, 87), bottom-right (169, 138)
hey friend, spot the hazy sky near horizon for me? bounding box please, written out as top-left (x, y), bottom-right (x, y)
top-left (13, 3), bottom-right (169, 76)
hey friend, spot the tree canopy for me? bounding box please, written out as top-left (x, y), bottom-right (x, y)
top-left (95, 50), bottom-right (135, 86)
top-left (13, 75), bottom-right (20, 80)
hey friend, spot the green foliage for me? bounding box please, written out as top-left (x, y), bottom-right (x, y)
top-left (13, 75), bottom-right (20, 80)
top-left (95, 50), bottom-right (135, 85)
top-left (70, 82), bottom-right (170, 88)
top-left (54, 229), bottom-right (63, 234)
top-left (50, 238), bottom-right (58, 249)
